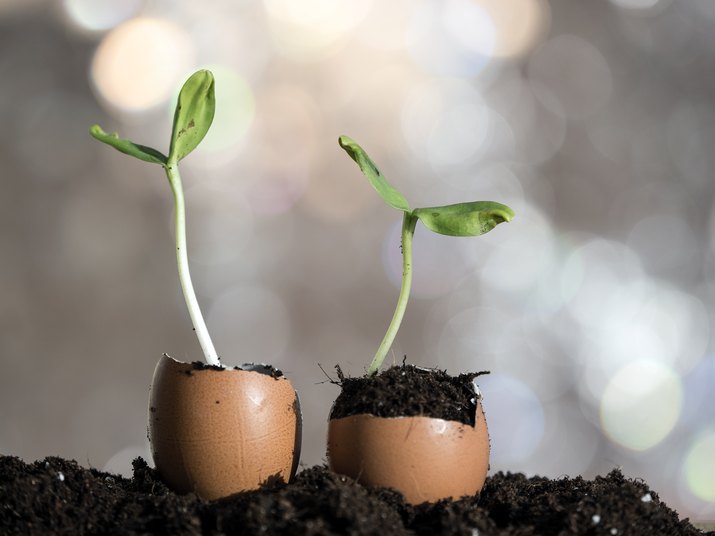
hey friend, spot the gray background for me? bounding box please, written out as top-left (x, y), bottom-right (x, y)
top-left (1, 0), bottom-right (713, 521)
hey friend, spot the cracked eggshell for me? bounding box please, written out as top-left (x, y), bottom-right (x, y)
top-left (327, 401), bottom-right (489, 504)
top-left (148, 354), bottom-right (301, 500)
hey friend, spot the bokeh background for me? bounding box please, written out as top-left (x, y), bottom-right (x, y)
top-left (1, 0), bottom-right (714, 521)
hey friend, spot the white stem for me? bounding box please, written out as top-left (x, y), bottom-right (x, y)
top-left (165, 163), bottom-right (220, 366)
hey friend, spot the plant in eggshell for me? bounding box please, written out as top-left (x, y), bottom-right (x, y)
top-left (327, 136), bottom-right (514, 504)
top-left (90, 70), bottom-right (301, 500)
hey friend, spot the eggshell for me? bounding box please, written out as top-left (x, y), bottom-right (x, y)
top-left (327, 401), bottom-right (489, 504)
top-left (148, 354), bottom-right (301, 500)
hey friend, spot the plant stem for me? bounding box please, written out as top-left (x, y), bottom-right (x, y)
top-left (165, 162), bottom-right (220, 366)
top-left (367, 211), bottom-right (418, 376)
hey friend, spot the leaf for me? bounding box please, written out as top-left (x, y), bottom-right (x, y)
top-left (413, 201), bottom-right (514, 237)
top-left (168, 69), bottom-right (216, 163)
top-left (338, 135), bottom-right (410, 212)
top-left (89, 125), bottom-right (167, 165)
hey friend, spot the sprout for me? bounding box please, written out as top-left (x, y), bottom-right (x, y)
top-left (90, 70), bottom-right (220, 366)
top-left (338, 135), bottom-right (514, 376)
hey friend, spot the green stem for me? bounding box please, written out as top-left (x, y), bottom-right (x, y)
top-left (165, 162), bottom-right (220, 366)
top-left (367, 211), bottom-right (418, 376)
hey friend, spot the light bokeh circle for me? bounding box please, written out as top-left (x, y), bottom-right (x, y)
top-left (91, 17), bottom-right (195, 113)
top-left (63, 0), bottom-right (143, 33)
top-left (599, 360), bottom-right (682, 451)
top-left (475, 0), bottom-right (550, 58)
top-left (684, 429), bottom-right (715, 502)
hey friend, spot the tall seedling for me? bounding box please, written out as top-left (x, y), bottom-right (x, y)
top-left (90, 70), bottom-right (220, 365)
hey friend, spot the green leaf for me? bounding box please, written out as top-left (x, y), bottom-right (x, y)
top-left (89, 125), bottom-right (167, 165)
top-left (413, 201), bottom-right (514, 237)
top-left (168, 69), bottom-right (216, 163)
top-left (338, 135), bottom-right (410, 212)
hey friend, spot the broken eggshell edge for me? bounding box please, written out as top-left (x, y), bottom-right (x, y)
top-left (148, 354), bottom-right (302, 500)
top-left (327, 401), bottom-right (489, 505)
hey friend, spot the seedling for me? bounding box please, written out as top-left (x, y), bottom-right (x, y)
top-left (89, 71), bottom-right (302, 499)
top-left (338, 136), bottom-right (514, 376)
top-left (90, 70), bottom-right (220, 366)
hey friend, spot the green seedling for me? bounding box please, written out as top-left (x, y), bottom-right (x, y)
top-left (90, 70), bottom-right (220, 366)
top-left (339, 135), bottom-right (514, 376)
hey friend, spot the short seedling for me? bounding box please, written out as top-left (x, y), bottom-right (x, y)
top-left (338, 136), bottom-right (514, 376)
top-left (90, 70), bottom-right (220, 366)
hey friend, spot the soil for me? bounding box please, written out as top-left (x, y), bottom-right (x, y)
top-left (3, 365), bottom-right (710, 534)
top-left (329, 363), bottom-right (488, 425)
top-left (187, 356), bottom-right (284, 379)
top-left (0, 455), bottom-right (711, 535)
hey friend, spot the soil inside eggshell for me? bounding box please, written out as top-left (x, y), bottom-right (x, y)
top-left (1, 455), bottom-right (711, 535)
top-left (187, 359), bottom-right (284, 379)
top-left (329, 363), bottom-right (488, 425)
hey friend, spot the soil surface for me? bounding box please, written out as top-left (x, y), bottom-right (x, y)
top-left (3, 368), bottom-right (710, 534)
top-left (187, 356), bottom-right (284, 378)
top-left (329, 364), bottom-right (488, 425)
top-left (1, 455), bottom-right (710, 535)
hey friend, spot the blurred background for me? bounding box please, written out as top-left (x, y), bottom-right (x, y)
top-left (1, 0), bottom-right (714, 521)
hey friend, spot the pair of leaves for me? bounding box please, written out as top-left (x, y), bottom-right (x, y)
top-left (90, 70), bottom-right (215, 166)
top-left (338, 135), bottom-right (514, 237)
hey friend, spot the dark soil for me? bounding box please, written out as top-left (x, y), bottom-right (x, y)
top-left (187, 356), bottom-right (284, 379)
top-left (329, 364), bottom-right (488, 426)
top-left (0, 455), bottom-right (710, 535)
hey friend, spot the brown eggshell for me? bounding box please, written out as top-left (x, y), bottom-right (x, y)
top-left (148, 354), bottom-right (301, 500)
top-left (327, 401), bottom-right (489, 504)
